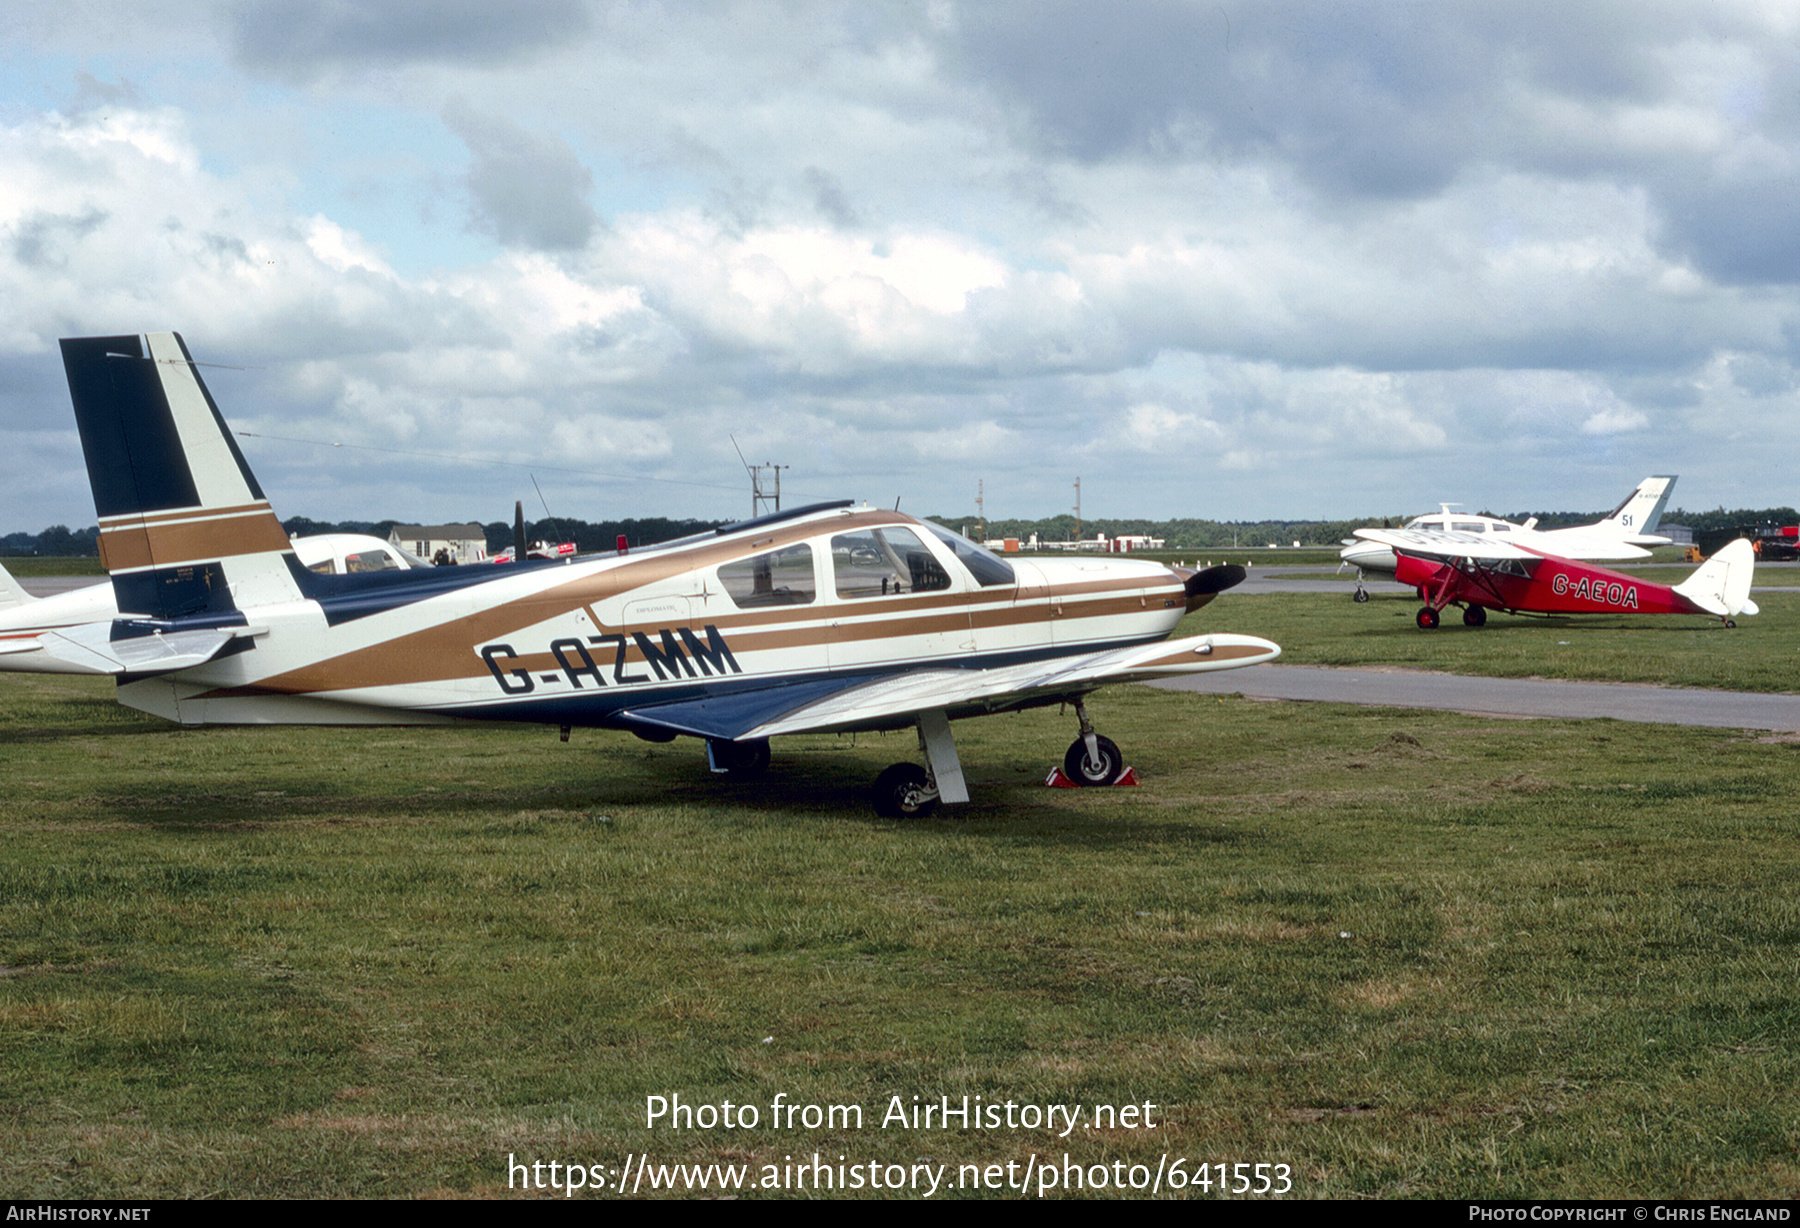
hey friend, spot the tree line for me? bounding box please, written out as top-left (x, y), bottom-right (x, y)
top-left (5, 506), bottom-right (1796, 557)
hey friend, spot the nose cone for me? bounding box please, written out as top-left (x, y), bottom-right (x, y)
top-left (1340, 539), bottom-right (1398, 576)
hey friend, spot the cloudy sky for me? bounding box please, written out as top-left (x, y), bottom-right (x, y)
top-left (1, 1), bottom-right (1796, 534)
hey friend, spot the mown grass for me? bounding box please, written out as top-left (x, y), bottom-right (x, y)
top-left (0, 556), bottom-right (106, 577)
top-left (3, 664), bottom-right (1799, 1199)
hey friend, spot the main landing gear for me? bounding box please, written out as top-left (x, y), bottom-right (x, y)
top-left (872, 709), bottom-right (968, 819)
top-left (1416, 604), bottom-right (1487, 630)
top-left (869, 700), bottom-right (1136, 817)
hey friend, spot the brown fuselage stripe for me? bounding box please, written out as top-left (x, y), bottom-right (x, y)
top-left (202, 512), bottom-right (1188, 695)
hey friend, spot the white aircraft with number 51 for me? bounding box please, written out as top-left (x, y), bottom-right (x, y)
top-left (52, 332), bottom-right (1279, 817)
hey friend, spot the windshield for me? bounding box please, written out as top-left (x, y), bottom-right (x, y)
top-left (922, 522), bottom-right (1015, 587)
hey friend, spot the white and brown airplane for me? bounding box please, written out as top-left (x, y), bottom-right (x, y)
top-left (49, 332), bottom-right (1279, 816)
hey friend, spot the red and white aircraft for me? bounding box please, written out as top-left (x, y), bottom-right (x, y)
top-left (1338, 476), bottom-right (1677, 601)
top-left (1351, 528), bottom-right (1758, 629)
top-left (44, 332), bottom-right (1281, 816)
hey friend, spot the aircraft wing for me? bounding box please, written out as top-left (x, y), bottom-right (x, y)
top-left (616, 633), bottom-right (1280, 742)
top-left (1353, 528), bottom-right (1543, 563)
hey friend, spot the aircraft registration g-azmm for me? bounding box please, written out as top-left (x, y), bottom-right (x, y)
top-left (51, 332), bottom-right (1279, 816)
top-left (1350, 527), bottom-right (1758, 630)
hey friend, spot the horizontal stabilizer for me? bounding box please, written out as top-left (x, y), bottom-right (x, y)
top-left (31, 619), bottom-right (258, 676)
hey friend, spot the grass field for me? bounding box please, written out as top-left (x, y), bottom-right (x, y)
top-left (3, 631), bottom-right (1799, 1198)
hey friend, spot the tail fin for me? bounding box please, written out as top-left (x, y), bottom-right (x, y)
top-left (60, 333), bottom-right (302, 620)
top-left (1597, 475), bottom-right (1676, 539)
top-left (1673, 538), bottom-right (1758, 618)
top-left (0, 559), bottom-right (34, 613)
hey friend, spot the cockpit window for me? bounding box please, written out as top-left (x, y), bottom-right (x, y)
top-left (719, 544), bottom-right (816, 608)
top-left (345, 549), bottom-right (402, 573)
top-left (922, 522), bottom-right (1015, 587)
top-left (832, 527), bottom-right (951, 598)
top-left (1451, 522), bottom-right (1485, 533)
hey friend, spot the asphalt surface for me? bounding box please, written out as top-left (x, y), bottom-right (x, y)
top-left (1154, 666), bottom-right (1800, 732)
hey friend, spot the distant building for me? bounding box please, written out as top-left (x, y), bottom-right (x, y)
top-left (389, 524), bottom-right (487, 565)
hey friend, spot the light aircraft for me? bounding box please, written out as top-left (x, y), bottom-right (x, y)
top-left (1350, 527), bottom-right (1757, 629)
top-left (1338, 476), bottom-right (1677, 601)
top-left (0, 535), bottom-right (424, 674)
top-left (47, 332), bottom-right (1279, 817)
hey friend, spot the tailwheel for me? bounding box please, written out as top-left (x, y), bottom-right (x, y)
top-left (1416, 607), bottom-right (1440, 629)
top-left (707, 737), bottom-right (770, 780)
top-left (1063, 734), bottom-right (1123, 786)
top-left (873, 763), bottom-right (938, 818)
top-left (1462, 605), bottom-right (1487, 627)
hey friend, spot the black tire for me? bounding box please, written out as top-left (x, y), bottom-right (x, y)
top-left (1416, 607), bottom-right (1440, 630)
top-left (1725, 619), bottom-right (1737, 629)
top-left (1353, 589), bottom-right (1369, 603)
top-left (1462, 605), bottom-right (1487, 627)
top-left (873, 763), bottom-right (937, 818)
top-left (709, 738), bottom-right (770, 780)
top-left (1063, 735), bottom-right (1123, 786)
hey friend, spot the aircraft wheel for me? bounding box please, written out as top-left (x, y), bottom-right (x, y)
top-left (1353, 588), bottom-right (1369, 603)
top-left (1462, 606), bottom-right (1487, 627)
top-left (1416, 607), bottom-right (1440, 630)
top-left (1725, 619), bottom-right (1737, 629)
top-left (709, 737), bottom-right (770, 780)
top-left (873, 763), bottom-right (938, 818)
top-left (1063, 735), bottom-right (1123, 786)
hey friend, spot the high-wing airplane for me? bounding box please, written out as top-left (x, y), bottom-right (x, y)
top-left (0, 535), bottom-right (424, 675)
top-left (1350, 527), bottom-right (1757, 629)
top-left (1339, 476), bottom-right (1677, 601)
top-left (47, 332), bottom-right (1279, 817)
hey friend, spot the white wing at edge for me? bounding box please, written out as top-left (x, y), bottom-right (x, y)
top-left (744, 633), bottom-right (1280, 739)
top-left (1353, 527), bottom-right (1543, 562)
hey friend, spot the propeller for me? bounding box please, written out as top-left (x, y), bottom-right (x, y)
top-left (1172, 563), bottom-right (1247, 612)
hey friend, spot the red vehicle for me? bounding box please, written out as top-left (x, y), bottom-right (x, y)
top-left (1352, 530), bottom-right (1758, 629)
